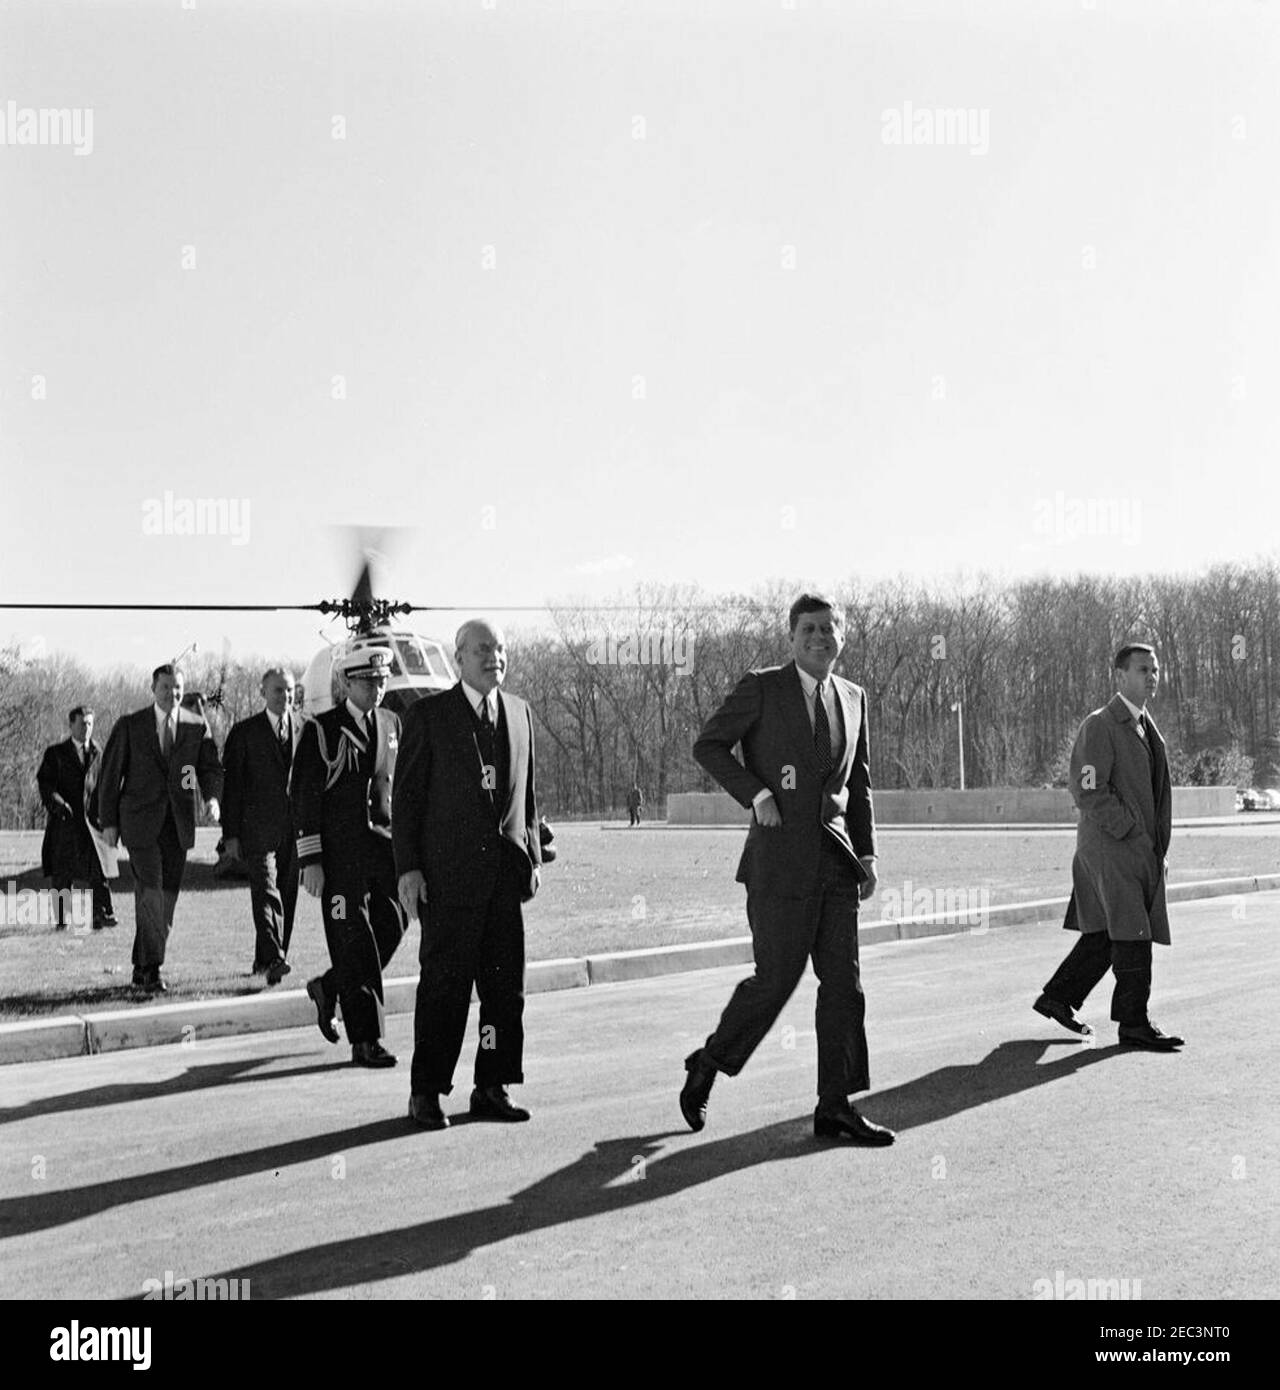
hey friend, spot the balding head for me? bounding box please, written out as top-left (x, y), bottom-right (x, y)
top-left (455, 619), bottom-right (507, 695)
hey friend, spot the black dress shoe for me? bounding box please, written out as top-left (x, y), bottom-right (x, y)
top-left (95, 914), bottom-right (118, 929)
top-left (265, 959), bottom-right (291, 986)
top-left (680, 1048), bottom-right (717, 1132)
top-left (814, 1103), bottom-right (896, 1145)
top-left (469, 1085), bottom-right (530, 1121)
top-left (352, 1041), bottom-right (397, 1068)
top-left (1118, 1022), bottom-right (1183, 1050)
top-left (1033, 993), bottom-right (1093, 1036)
top-left (131, 969), bottom-right (147, 988)
top-left (408, 1094), bottom-right (449, 1130)
top-left (143, 971), bottom-right (168, 996)
top-left (306, 977), bottom-right (339, 1043)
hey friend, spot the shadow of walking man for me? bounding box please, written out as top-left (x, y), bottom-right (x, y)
top-left (164, 1036), bottom-right (1118, 1298)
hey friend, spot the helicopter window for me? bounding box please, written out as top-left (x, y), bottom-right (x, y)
top-left (396, 638), bottom-right (434, 676)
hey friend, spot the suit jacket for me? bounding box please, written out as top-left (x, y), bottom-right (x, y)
top-left (693, 661), bottom-right (875, 899)
top-left (98, 706), bottom-right (223, 852)
top-left (291, 702), bottom-right (400, 872)
top-left (392, 683), bottom-right (541, 907)
top-left (222, 709), bottom-right (306, 855)
top-left (37, 737), bottom-right (102, 880)
top-left (1067, 693), bottom-right (1172, 944)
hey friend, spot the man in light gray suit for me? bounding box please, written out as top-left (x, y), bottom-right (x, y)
top-left (1034, 642), bottom-right (1183, 1050)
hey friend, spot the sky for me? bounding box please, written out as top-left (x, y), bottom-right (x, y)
top-left (2, 0), bottom-right (1278, 674)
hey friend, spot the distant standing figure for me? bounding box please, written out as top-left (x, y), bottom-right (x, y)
top-left (98, 666), bottom-right (223, 994)
top-left (37, 705), bottom-right (116, 930)
top-left (626, 783), bottom-right (644, 827)
top-left (222, 668), bottom-right (304, 985)
top-left (1034, 643), bottom-right (1183, 1050)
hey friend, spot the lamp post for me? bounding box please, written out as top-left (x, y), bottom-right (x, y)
top-left (951, 700), bottom-right (965, 790)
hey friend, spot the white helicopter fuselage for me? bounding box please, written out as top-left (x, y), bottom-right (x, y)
top-left (299, 628), bottom-right (456, 717)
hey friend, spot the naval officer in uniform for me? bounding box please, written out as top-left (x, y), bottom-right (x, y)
top-left (292, 647), bottom-right (407, 1068)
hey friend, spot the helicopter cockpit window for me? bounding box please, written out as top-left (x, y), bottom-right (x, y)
top-left (396, 637), bottom-right (434, 676)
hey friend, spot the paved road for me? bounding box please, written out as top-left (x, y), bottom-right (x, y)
top-left (2, 893), bottom-right (1277, 1300)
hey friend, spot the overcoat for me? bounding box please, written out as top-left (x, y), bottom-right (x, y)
top-left (1067, 694), bottom-right (1172, 945)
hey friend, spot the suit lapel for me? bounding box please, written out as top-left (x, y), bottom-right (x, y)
top-left (497, 690), bottom-right (521, 814)
top-left (258, 710), bottom-right (283, 767)
top-left (145, 707), bottom-right (167, 772)
top-left (337, 702), bottom-right (368, 759)
top-left (783, 663), bottom-right (822, 774)
top-left (828, 679), bottom-right (855, 790)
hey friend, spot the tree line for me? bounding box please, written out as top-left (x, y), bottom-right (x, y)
top-left (2, 562), bottom-right (1277, 829)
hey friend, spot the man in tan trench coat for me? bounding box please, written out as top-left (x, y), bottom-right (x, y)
top-left (1034, 643), bottom-right (1184, 1051)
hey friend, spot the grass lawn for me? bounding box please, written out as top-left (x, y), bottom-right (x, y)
top-left (2, 823), bottom-right (1276, 1019)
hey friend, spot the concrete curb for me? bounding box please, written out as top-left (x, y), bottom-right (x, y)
top-left (608, 816), bottom-right (1280, 832)
top-left (3, 874), bottom-right (1277, 1067)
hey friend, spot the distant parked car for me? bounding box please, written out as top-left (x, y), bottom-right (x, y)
top-left (1241, 788), bottom-right (1267, 811)
top-left (1235, 790), bottom-right (1246, 812)
top-left (1264, 789), bottom-right (1280, 811)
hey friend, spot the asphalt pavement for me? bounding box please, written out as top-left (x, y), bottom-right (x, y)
top-left (2, 892), bottom-right (1277, 1300)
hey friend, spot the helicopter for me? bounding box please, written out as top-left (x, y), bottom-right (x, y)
top-left (297, 552), bottom-right (456, 718)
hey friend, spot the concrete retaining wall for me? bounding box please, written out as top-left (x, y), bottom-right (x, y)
top-left (668, 786), bottom-right (1236, 825)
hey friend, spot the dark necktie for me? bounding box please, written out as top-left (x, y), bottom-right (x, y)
top-left (162, 716), bottom-right (173, 759)
top-left (477, 697), bottom-right (498, 797)
top-left (279, 714), bottom-right (292, 764)
top-left (364, 711), bottom-right (376, 759)
top-left (813, 682), bottom-right (833, 779)
top-left (1140, 713), bottom-right (1159, 790)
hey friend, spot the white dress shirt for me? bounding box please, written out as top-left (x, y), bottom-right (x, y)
top-left (1119, 692), bottom-right (1148, 735)
top-left (461, 681), bottom-right (499, 725)
top-left (751, 667), bottom-right (841, 810)
top-left (153, 702), bottom-right (178, 751)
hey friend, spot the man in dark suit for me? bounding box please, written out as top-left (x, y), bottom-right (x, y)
top-left (37, 706), bottom-right (116, 931)
top-left (680, 594), bottom-right (894, 1145)
top-left (394, 619), bottom-right (542, 1131)
top-left (292, 647), bottom-right (406, 1069)
top-left (222, 668), bottom-right (303, 985)
top-left (98, 665), bottom-right (223, 994)
top-left (1034, 643), bottom-right (1182, 1050)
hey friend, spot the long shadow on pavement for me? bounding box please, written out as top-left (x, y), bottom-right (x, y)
top-left (2, 1035), bottom-right (1124, 1296)
top-left (0, 1055), bottom-right (347, 1128)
